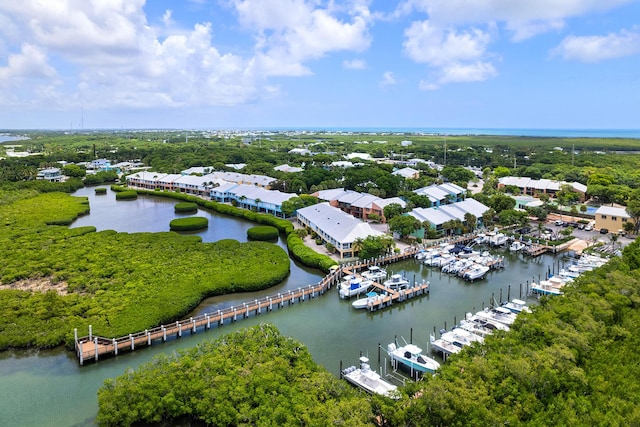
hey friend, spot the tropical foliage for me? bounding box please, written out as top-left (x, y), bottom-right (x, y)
top-left (173, 202), bottom-right (198, 213)
top-left (169, 216), bottom-right (208, 231)
top-left (247, 225), bottom-right (279, 241)
top-left (0, 191), bottom-right (290, 349)
top-left (97, 324), bottom-right (373, 426)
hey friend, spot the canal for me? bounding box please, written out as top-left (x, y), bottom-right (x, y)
top-left (0, 187), bottom-right (560, 426)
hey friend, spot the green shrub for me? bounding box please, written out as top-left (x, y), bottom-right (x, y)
top-left (97, 324), bottom-right (371, 426)
top-left (247, 225), bottom-right (279, 241)
top-left (174, 202), bottom-right (198, 214)
top-left (94, 187), bottom-right (107, 195)
top-left (287, 233), bottom-right (335, 272)
top-left (169, 216), bottom-right (208, 231)
top-left (115, 190), bottom-right (137, 200)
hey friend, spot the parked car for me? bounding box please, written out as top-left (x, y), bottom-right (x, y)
top-left (585, 224), bottom-right (593, 231)
top-left (600, 228), bottom-right (609, 234)
top-left (554, 219), bottom-right (564, 226)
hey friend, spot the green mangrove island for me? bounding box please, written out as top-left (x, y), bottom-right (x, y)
top-left (0, 190), bottom-right (291, 349)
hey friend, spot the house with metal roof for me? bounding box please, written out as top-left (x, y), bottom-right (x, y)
top-left (594, 205), bottom-right (631, 233)
top-left (36, 168), bottom-right (63, 182)
top-left (406, 198), bottom-right (490, 238)
top-left (274, 164), bottom-right (304, 173)
top-left (498, 176), bottom-right (587, 201)
top-left (296, 203), bottom-right (384, 258)
top-left (413, 183), bottom-right (465, 207)
top-left (313, 189), bottom-right (408, 222)
top-left (392, 167), bottom-right (420, 179)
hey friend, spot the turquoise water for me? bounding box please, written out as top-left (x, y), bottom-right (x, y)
top-left (0, 188), bottom-right (565, 426)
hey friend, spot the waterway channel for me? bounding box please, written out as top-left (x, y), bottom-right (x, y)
top-left (0, 187), bottom-right (563, 426)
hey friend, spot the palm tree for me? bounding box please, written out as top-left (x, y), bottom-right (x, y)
top-left (537, 221), bottom-right (546, 238)
top-left (352, 237), bottom-right (364, 256)
top-left (255, 198), bottom-right (262, 213)
top-left (609, 233), bottom-right (619, 251)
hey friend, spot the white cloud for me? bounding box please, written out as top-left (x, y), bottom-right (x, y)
top-left (0, 43), bottom-right (56, 80)
top-left (233, 0), bottom-right (372, 77)
top-left (399, 0), bottom-right (631, 40)
top-left (343, 59), bottom-right (367, 69)
top-left (551, 28), bottom-right (640, 63)
top-left (404, 21), bottom-right (492, 66)
top-left (404, 20), bottom-right (497, 89)
top-left (0, 0), bottom-right (372, 111)
top-left (380, 71), bottom-right (397, 86)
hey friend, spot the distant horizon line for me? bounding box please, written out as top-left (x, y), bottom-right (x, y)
top-left (3, 127), bottom-right (640, 139)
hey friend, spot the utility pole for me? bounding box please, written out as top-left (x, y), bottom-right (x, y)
top-left (443, 137), bottom-right (447, 167)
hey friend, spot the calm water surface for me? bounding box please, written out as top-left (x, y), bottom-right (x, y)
top-left (0, 187), bottom-right (564, 426)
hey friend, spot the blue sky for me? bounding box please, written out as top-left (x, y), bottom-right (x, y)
top-left (1, 0), bottom-right (639, 130)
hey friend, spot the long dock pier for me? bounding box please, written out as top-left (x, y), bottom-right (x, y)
top-left (72, 234), bottom-right (495, 365)
top-left (74, 271), bottom-right (341, 365)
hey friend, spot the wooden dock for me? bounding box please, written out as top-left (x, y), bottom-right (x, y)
top-left (523, 243), bottom-right (552, 257)
top-left (74, 271), bottom-right (341, 365)
top-left (71, 233), bottom-right (490, 365)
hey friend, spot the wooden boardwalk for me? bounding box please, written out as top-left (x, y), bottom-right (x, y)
top-left (72, 233), bottom-right (489, 365)
top-left (74, 271), bottom-right (341, 365)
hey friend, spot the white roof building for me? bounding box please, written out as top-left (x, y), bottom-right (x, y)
top-left (296, 203), bottom-right (384, 258)
top-left (274, 164), bottom-right (304, 173)
top-left (345, 152), bottom-right (372, 161)
top-left (407, 198), bottom-right (489, 228)
top-left (392, 167), bottom-right (420, 179)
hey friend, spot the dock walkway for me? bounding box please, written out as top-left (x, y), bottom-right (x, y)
top-left (72, 231), bottom-right (502, 365)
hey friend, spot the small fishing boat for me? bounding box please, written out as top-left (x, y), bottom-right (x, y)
top-left (475, 306), bottom-right (518, 326)
top-left (383, 274), bottom-right (410, 290)
top-left (501, 298), bottom-right (532, 314)
top-left (341, 356), bottom-right (399, 399)
top-left (387, 342), bottom-right (440, 374)
top-left (352, 291), bottom-right (385, 309)
top-left (462, 264), bottom-right (490, 281)
top-left (361, 265), bottom-right (387, 281)
top-left (509, 240), bottom-right (525, 252)
top-left (339, 277), bottom-right (373, 299)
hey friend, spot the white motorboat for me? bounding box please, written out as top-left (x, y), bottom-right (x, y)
top-left (509, 241), bottom-right (525, 252)
top-left (475, 306), bottom-right (517, 326)
top-left (341, 357), bottom-right (399, 399)
top-left (339, 277), bottom-right (373, 299)
top-left (489, 233), bottom-right (508, 247)
top-left (429, 334), bottom-right (462, 357)
top-left (383, 274), bottom-right (410, 290)
top-left (531, 280), bottom-right (564, 296)
top-left (464, 313), bottom-right (510, 332)
top-left (443, 327), bottom-right (484, 346)
top-left (458, 318), bottom-right (495, 338)
top-left (387, 342), bottom-right (440, 374)
top-left (352, 291), bottom-right (386, 309)
top-left (502, 298), bottom-right (532, 314)
top-left (462, 264), bottom-right (490, 281)
top-left (361, 265), bottom-right (387, 281)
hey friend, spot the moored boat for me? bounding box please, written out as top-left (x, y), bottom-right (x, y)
top-left (462, 264), bottom-right (490, 281)
top-left (361, 265), bottom-right (387, 281)
top-left (387, 342), bottom-right (440, 374)
top-left (383, 274), bottom-right (410, 290)
top-left (339, 277), bottom-right (373, 299)
top-left (502, 298), bottom-right (532, 314)
top-left (341, 356), bottom-right (399, 399)
top-left (352, 291), bottom-right (386, 309)
top-left (475, 306), bottom-right (517, 326)
top-left (509, 240), bottom-right (525, 252)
